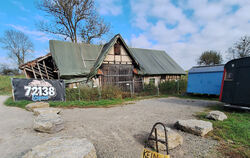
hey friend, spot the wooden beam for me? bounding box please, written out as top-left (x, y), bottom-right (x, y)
top-left (37, 63), bottom-right (53, 74)
top-left (23, 69), bottom-right (28, 78)
top-left (43, 60), bottom-right (49, 79)
top-left (31, 66), bottom-right (37, 79)
top-left (33, 66), bottom-right (54, 77)
top-left (25, 68), bottom-right (54, 78)
top-left (37, 62), bottom-right (43, 79)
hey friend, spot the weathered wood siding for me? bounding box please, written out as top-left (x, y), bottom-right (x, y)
top-left (99, 40), bottom-right (142, 92)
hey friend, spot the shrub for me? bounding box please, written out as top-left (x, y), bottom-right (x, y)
top-left (66, 85), bottom-right (123, 101)
top-left (178, 79), bottom-right (187, 94)
top-left (141, 83), bottom-right (158, 96)
top-left (159, 80), bottom-right (177, 94)
top-left (66, 86), bottom-right (100, 101)
top-left (159, 79), bottom-right (187, 95)
top-left (65, 88), bottom-right (79, 101)
top-left (101, 85), bottom-right (122, 99)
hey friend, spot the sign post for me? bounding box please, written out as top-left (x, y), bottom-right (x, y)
top-left (11, 78), bottom-right (65, 102)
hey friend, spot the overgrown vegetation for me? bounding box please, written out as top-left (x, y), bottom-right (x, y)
top-left (66, 85), bottom-right (124, 101)
top-left (5, 97), bottom-right (133, 108)
top-left (196, 106), bottom-right (250, 158)
top-left (159, 79), bottom-right (187, 94)
top-left (141, 83), bottom-right (158, 96)
top-left (0, 75), bottom-right (24, 95)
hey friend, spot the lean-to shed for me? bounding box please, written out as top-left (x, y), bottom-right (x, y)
top-left (187, 65), bottom-right (224, 95)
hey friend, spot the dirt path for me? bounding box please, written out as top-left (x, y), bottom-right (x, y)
top-left (0, 96), bottom-right (220, 158)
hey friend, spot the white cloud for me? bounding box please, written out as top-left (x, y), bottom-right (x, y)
top-left (129, 0), bottom-right (250, 70)
top-left (11, 1), bottom-right (30, 13)
top-left (8, 24), bottom-right (50, 43)
top-left (130, 34), bottom-right (152, 48)
top-left (96, 0), bottom-right (122, 16)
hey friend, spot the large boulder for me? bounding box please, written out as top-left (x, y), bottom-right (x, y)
top-left (175, 119), bottom-right (213, 137)
top-left (22, 137), bottom-right (97, 158)
top-left (33, 108), bottom-right (61, 116)
top-left (206, 111), bottom-right (227, 121)
top-left (149, 127), bottom-right (183, 151)
top-left (25, 102), bottom-right (49, 112)
top-left (33, 113), bottom-right (64, 134)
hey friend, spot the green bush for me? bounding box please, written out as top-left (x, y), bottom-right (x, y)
top-left (101, 85), bottom-right (122, 99)
top-left (178, 79), bottom-right (187, 94)
top-left (141, 83), bottom-right (158, 96)
top-left (66, 85), bottom-right (123, 101)
top-left (159, 80), bottom-right (177, 94)
top-left (159, 79), bottom-right (187, 95)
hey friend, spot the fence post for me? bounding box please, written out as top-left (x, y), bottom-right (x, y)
top-left (130, 82), bottom-right (133, 98)
top-left (177, 80), bottom-right (180, 94)
top-left (98, 87), bottom-right (102, 100)
top-left (133, 79), bottom-right (135, 94)
top-left (157, 83), bottom-right (159, 96)
top-left (78, 83), bottom-right (80, 101)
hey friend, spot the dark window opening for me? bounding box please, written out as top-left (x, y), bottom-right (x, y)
top-left (225, 72), bottom-right (233, 81)
top-left (114, 43), bottom-right (121, 55)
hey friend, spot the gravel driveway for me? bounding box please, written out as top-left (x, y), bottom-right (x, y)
top-left (0, 96), bottom-right (220, 158)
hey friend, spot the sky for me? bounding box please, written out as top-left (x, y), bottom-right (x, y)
top-left (0, 0), bottom-right (250, 70)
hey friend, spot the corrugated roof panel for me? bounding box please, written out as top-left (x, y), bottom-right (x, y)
top-left (49, 40), bottom-right (102, 78)
top-left (130, 48), bottom-right (186, 75)
top-left (189, 65), bottom-right (224, 74)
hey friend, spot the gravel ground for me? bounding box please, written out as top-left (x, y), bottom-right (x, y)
top-left (0, 96), bottom-right (221, 158)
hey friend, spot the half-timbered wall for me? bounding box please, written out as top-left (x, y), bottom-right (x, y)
top-left (103, 43), bottom-right (132, 64)
top-left (97, 40), bottom-right (143, 92)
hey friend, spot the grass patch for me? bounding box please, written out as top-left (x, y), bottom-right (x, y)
top-left (196, 106), bottom-right (250, 158)
top-left (4, 97), bottom-right (135, 109)
top-left (0, 75), bottom-right (24, 95)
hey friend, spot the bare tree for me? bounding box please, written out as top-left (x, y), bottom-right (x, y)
top-left (197, 50), bottom-right (223, 66)
top-left (37, 0), bottom-right (110, 43)
top-left (228, 35), bottom-right (250, 59)
top-left (81, 13), bottom-right (110, 44)
top-left (0, 30), bottom-right (34, 67)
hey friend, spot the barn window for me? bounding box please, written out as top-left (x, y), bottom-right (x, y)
top-left (114, 43), bottom-right (121, 55)
top-left (161, 75), bottom-right (166, 80)
top-left (149, 78), bottom-right (155, 85)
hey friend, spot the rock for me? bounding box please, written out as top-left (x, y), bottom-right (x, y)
top-left (206, 111), bottom-right (227, 121)
top-left (175, 119), bottom-right (213, 137)
top-left (33, 108), bottom-right (61, 116)
top-left (25, 102), bottom-right (49, 112)
top-left (149, 127), bottom-right (183, 151)
top-left (22, 137), bottom-right (97, 158)
top-left (33, 113), bottom-right (64, 134)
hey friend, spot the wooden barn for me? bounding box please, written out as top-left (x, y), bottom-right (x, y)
top-left (20, 34), bottom-right (185, 92)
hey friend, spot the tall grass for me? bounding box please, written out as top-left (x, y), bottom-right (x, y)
top-left (66, 85), bottom-right (124, 101)
top-left (196, 106), bottom-right (250, 157)
top-left (0, 75), bottom-right (24, 95)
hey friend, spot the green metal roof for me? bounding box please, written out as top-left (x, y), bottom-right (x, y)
top-left (130, 48), bottom-right (186, 75)
top-left (49, 34), bottom-right (185, 80)
top-left (49, 40), bottom-right (102, 78)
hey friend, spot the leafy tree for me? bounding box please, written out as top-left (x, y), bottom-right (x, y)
top-left (37, 0), bottom-right (110, 43)
top-left (227, 35), bottom-right (250, 59)
top-left (197, 50), bottom-right (223, 66)
top-left (0, 29), bottom-right (33, 67)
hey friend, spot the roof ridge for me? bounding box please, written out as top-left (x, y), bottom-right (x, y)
top-left (130, 47), bottom-right (165, 52)
top-left (192, 64), bottom-right (224, 68)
